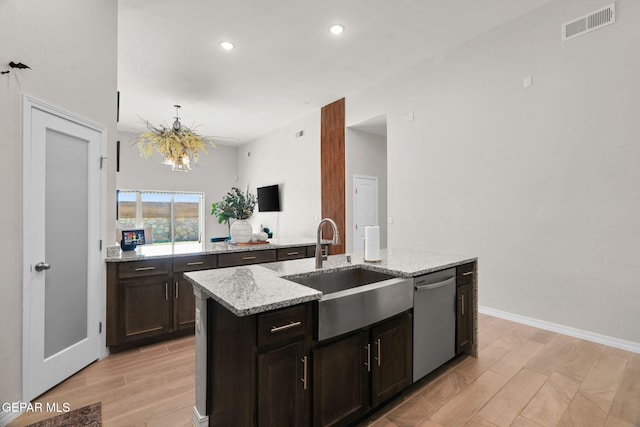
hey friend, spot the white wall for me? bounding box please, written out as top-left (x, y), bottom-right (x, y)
top-left (347, 0), bottom-right (640, 345)
top-left (116, 131), bottom-right (239, 240)
top-left (345, 129), bottom-right (388, 252)
top-left (0, 0), bottom-right (117, 406)
top-left (236, 111), bottom-right (321, 239)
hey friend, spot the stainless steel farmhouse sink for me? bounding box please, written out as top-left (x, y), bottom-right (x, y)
top-left (285, 267), bottom-right (413, 341)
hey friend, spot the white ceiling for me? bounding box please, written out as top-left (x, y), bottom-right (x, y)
top-left (117, 0), bottom-right (555, 145)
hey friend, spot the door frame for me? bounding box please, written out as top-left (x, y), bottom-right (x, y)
top-left (353, 174), bottom-right (379, 252)
top-left (21, 95), bottom-right (107, 401)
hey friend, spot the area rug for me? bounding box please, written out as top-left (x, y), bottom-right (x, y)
top-left (26, 402), bottom-right (101, 427)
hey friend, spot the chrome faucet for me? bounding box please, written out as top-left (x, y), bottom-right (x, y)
top-left (315, 218), bottom-right (341, 268)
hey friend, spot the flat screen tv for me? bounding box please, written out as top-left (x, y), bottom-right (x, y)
top-left (257, 184), bottom-right (280, 212)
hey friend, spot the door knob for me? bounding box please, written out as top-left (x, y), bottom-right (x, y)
top-left (34, 262), bottom-right (51, 272)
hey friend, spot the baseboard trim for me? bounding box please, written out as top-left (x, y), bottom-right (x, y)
top-left (192, 406), bottom-right (208, 427)
top-left (0, 410), bottom-right (22, 427)
top-left (479, 306), bottom-right (640, 354)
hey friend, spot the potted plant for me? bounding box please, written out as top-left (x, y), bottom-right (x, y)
top-left (211, 187), bottom-right (256, 243)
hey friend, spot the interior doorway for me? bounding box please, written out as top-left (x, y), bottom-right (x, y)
top-left (353, 175), bottom-right (379, 253)
top-left (345, 114), bottom-right (388, 253)
top-left (22, 96), bottom-right (105, 401)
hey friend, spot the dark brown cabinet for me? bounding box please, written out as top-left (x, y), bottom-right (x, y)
top-left (218, 249), bottom-right (277, 267)
top-left (313, 332), bottom-right (369, 427)
top-left (456, 263), bottom-right (475, 354)
top-left (312, 312), bottom-right (412, 427)
top-left (370, 313), bottom-right (413, 407)
top-left (173, 274), bottom-right (196, 330)
top-left (277, 247), bottom-right (308, 261)
top-left (107, 258), bottom-right (173, 346)
top-left (171, 254), bottom-right (216, 332)
top-left (120, 275), bottom-right (172, 342)
top-left (257, 304), bottom-right (311, 427)
top-left (117, 258), bottom-right (171, 278)
top-left (258, 341), bottom-right (307, 427)
top-left (107, 256), bottom-right (213, 348)
top-left (306, 244), bottom-right (329, 258)
top-left (208, 301), bottom-right (312, 427)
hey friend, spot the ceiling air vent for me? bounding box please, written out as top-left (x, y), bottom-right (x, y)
top-left (562, 3), bottom-right (615, 41)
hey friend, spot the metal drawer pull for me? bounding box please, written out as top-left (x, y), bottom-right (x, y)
top-left (270, 321), bottom-right (301, 333)
top-left (242, 256), bottom-right (257, 260)
top-left (135, 266), bottom-right (156, 271)
top-left (186, 261), bottom-right (204, 266)
top-left (461, 294), bottom-right (465, 316)
top-left (376, 338), bottom-right (381, 366)
top-left (175, 282), bottom-right (179, 299)
top-left (165, 283), bottom-right (169, 300)
top-left (365, 344), bottom-right (371, 372)
top-left (415, 277), bottom-right (455, 291)
top-left (301, 356), bottom-right (308, 390)
top-left (462, 271), bottom-right (473, 276)
top-left (286, 251), bottom-right (299, 256)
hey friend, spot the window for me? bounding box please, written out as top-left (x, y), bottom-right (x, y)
top-left (116, 190), bottom-right (204, 246)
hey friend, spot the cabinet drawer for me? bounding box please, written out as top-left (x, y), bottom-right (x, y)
top-left (218, 250), bottom-right (277, 268)
top-left (173, 254), bottom-right (217, 272)
top-left (119, 259), bottom-right (171, 279)
top-left (306, 245), bottom-right (328, 258)
top-left (257, 304), bottom-right (307, 348)
top-left (277, 247), bottom-right (307, 261)
top-left (456, 263), bottom-right (475, 286)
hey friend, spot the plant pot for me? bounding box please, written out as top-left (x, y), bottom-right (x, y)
top-left (230, 219), bottom-right (253, 243)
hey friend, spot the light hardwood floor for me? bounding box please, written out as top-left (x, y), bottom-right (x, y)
top-left (9, 314), bottom-right (640, 427)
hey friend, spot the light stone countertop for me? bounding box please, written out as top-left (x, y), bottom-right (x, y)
top-left (184, 265), bottom-right (322, 316)
top-left (105, 236), bottom-right (320, 262)
top-left (185, 248), bottom-right (477, 317)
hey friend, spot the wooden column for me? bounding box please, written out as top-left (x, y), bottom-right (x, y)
top-left (320, 98), bottom-right (346, 254)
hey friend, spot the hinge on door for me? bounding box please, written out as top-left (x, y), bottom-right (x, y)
top-left (100, 156), bottom-right (108, 169)
top-left (99, 239), bottom-right (103, 250)
top-left (99, 322), bottom-right (102, 334)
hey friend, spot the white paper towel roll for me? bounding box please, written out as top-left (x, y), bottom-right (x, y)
top-left (364, 226), bottom-right (381, 262)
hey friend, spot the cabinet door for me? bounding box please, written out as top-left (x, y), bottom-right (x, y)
top-left (173, 274), bottom-right (196, 331)
top-left (258, 341), bottom-right (307, 427)
top-left (371, 313), bottom-right (412, 407)
top-left (120, 275), bottom-right (171, 342)
top-left (456, 283), bottom-right (473, 354)
top-left (313, 332), bottom-right (369, 427)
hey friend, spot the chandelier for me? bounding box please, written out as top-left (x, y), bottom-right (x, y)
top-left (137, 105), bottom-right (213, 171)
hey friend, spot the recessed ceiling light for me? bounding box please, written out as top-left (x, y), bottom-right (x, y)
top-left (220, 41), bottom-right (235, 50)
top-left (329, 24), bottom-right (345, 35)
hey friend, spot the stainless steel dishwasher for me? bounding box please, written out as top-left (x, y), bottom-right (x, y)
top-left (413, 267), bottom-right (456, 382)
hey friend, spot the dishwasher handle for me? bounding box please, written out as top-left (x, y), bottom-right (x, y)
top-left (415, 276), bottom-right (455, 291)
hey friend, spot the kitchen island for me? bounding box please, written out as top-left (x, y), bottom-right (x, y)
top-left (185, 248), bottom-right (477, 427)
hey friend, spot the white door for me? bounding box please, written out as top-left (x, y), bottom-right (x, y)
top-left (22, 97), bottom-right (104, 401)
top-left (354, 175), bottom-right (379, 253)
